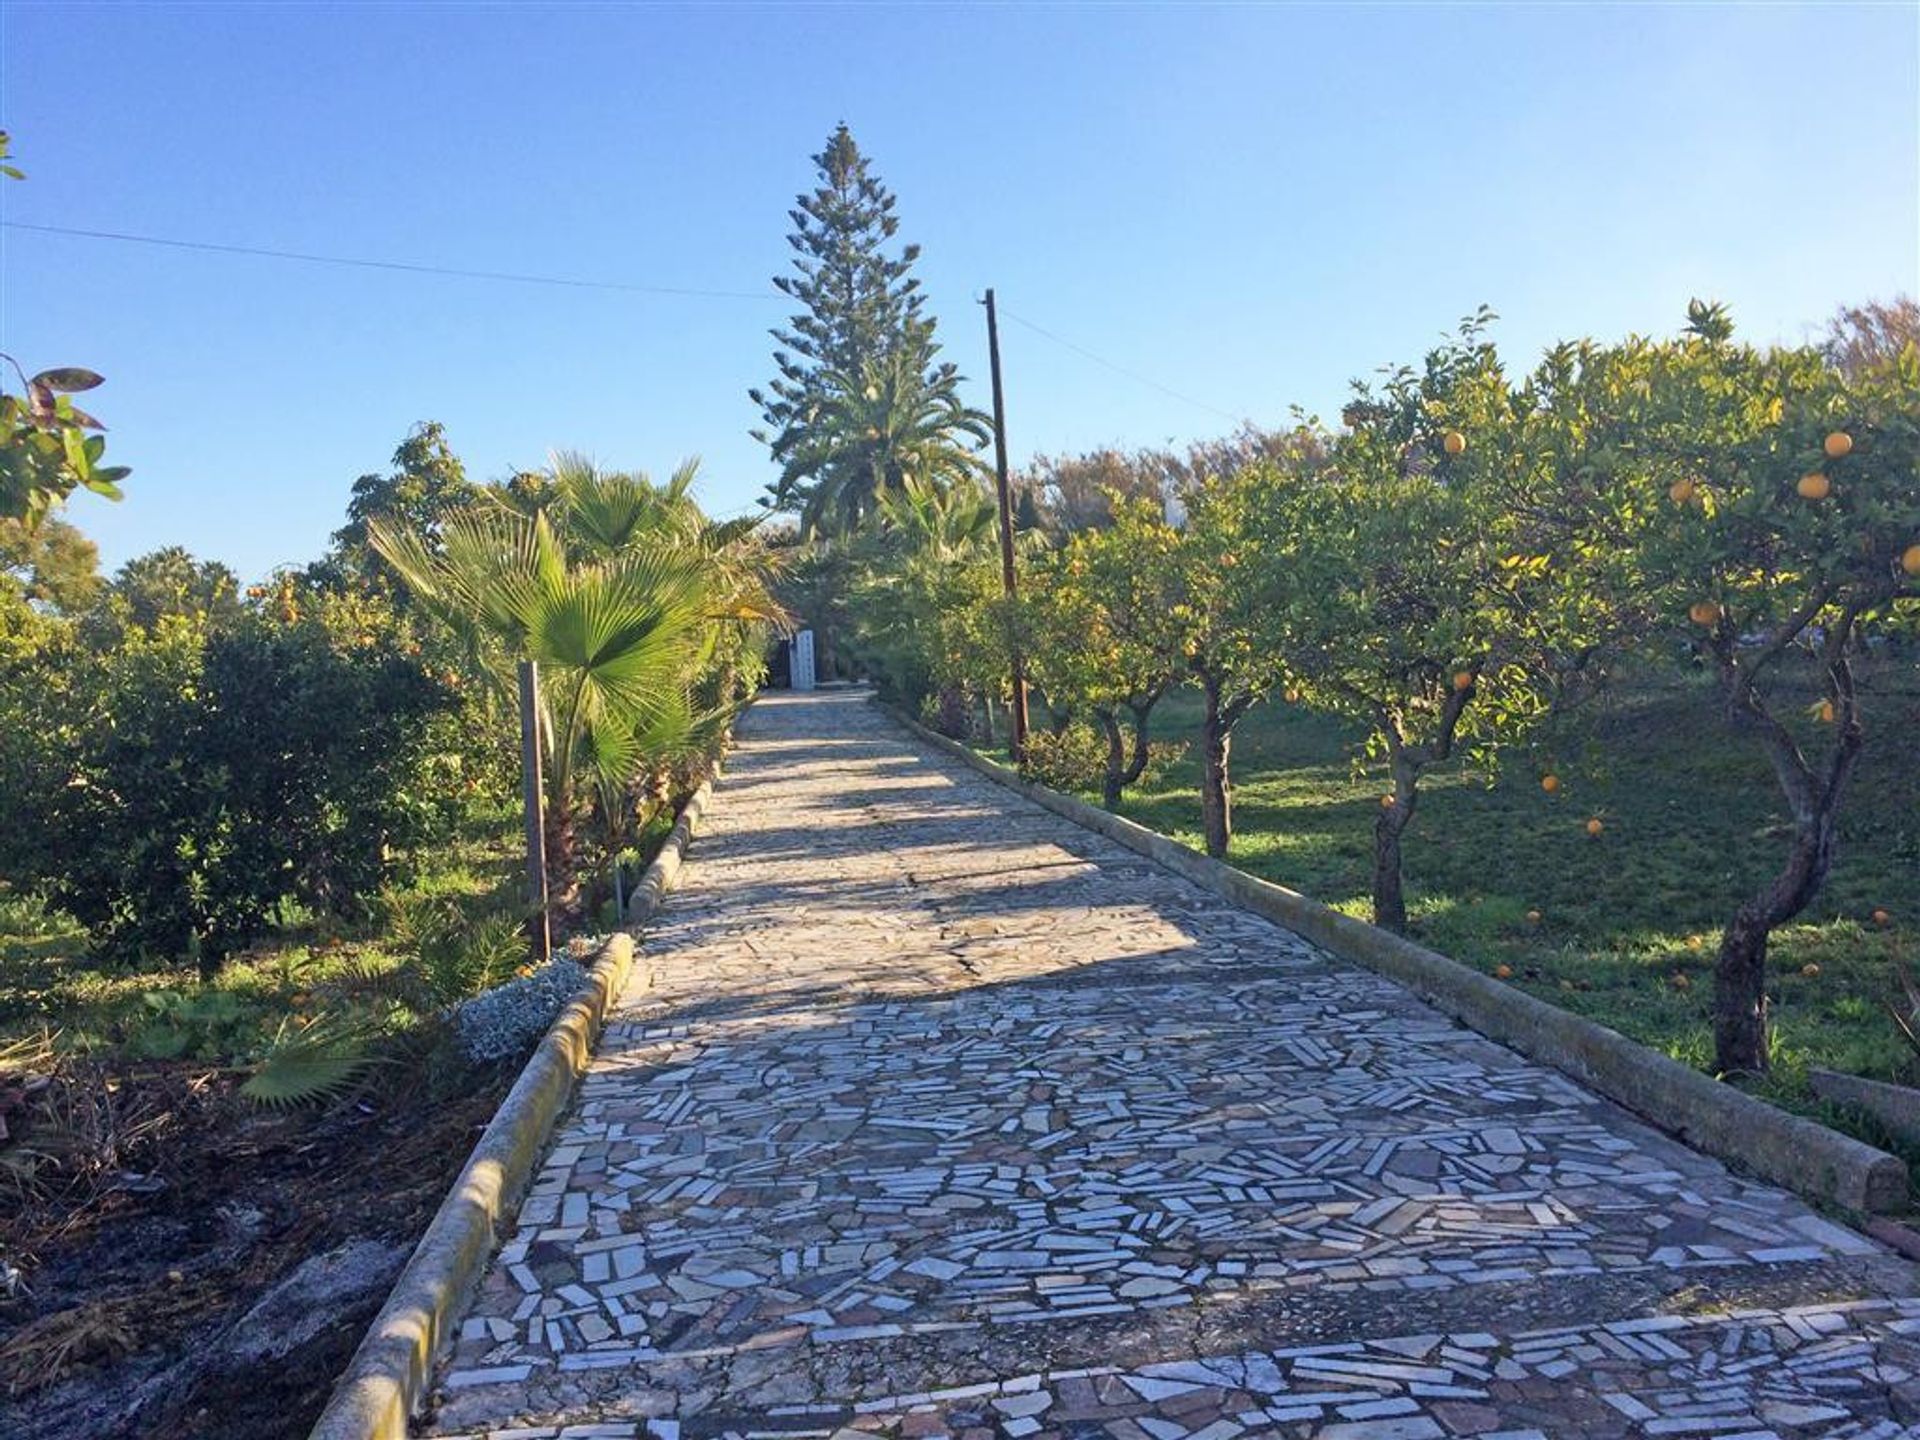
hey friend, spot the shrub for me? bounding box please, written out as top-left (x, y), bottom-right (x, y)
top-left (0, 592), bottom-right (461, 975)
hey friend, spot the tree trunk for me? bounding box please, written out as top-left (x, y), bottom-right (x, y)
top-left (1372, 757), bottom-right (1419, 933)
top-left (1098, 711), bottom-right (1126, 808)
top-left (1709, 637), bottom-right (1865, 1076)
top-left (1121, 701), bottom-right (1156, 788)
top-left (1712, 808), bottom-right (1840, 1075)
top-left (543, 793), bottom-right (578, 916)
top-left (1199, 677), bottom-right (1232, 858)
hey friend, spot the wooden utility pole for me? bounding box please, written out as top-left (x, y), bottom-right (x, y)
top-left (517, 659), bottom-right (552, 964)
top-left (983, 288), bottom-right (1029, 762)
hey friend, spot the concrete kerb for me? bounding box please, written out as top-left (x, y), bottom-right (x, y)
top-left (883, 702), bottom-right (1909, 1218)
top-left (308, 770), bottom-right (718, 1440)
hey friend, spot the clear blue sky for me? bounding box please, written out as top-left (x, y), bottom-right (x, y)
top-left (2, 1), bottom-right (1915, 579)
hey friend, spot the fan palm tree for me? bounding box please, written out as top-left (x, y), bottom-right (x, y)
top-left (773, 350), bottom-right (992, 540)
top-left (370, 471), bottom-right (781, 909)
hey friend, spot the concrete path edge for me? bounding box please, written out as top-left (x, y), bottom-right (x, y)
top-left (885, 703), bottom-right (1908, 1217)
top-left (307, 772), bottom-right (718, 1440)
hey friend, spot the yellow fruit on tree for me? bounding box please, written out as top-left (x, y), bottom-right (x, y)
top-left (1689, 600), bottom-right (1721, 627)
top-left (1797, 472), bottom-right (1831, 501)
top-left (1824, 431), bottom-right (1853, 459)
top-left (1586, 817), bottom-right (1605, 837)
top-left (1541, 774), bottom-right (1560, 794)
top-left (1902, 545), bottom-right (1920, 577)
top-left (1686, 935), bottom-right (1703, 951)
top-left (1442, 430), bottom-right (1467, 456)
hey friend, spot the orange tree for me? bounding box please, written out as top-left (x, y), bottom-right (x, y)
top-left (1250, 317), bottom-right (1648, 931)
top-left (1160, 464), bottom-right (1302, 859)
top-left (1022, 497), bottom-right (1184, 806)
top-left (1627, 305), bottom-right (1920, 1075)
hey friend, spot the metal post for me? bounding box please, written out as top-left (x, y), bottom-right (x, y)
top-left (517, 659), bottom-right (551, 964)
top-left (983, 288), bottom-right (1030, 762)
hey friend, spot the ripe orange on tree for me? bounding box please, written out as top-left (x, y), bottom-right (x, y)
top-left (1824, 431), bottom-right (1853, 459)
top-left (1452, 670), bottom-right (1474, 691)
top-left (1689, 599), bottom-right (1721, 627)
top-left (1585, 817), bottom-right (1605, 836)
top-left (1797, 472), bottom-right (1831, 501)
top-left (1902, 544), bottom-right (1920, 577)
top-left (1874, 908), bottom-right (1893, 926)
top-left (1442, 430), bottom-right (1467, 455)
top-left (1525, 909), bottom-right (1542, 925)
top-left (1494, 963), bottom-right (1514, 979)
top-left (1669, 477), bottom-right (1696, 505)
top-left (1541, 774), bottom-right (1561, 793)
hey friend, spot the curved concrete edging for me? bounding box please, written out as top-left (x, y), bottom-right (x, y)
top-left (308, 771), bottom-right (718, 1440)
top-left (884, 703), bottom-right (1908, 1217)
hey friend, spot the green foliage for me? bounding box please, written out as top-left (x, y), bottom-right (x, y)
top-left (0, 517), bottom-right (101, 614)
top-left (0, 136), bottom-right (128, 528)
top-left (125, 988), bottom-right (256, 1061)
top-left (371, 456), bottom-right (776, 894)
top-left (239, 1008), bottom-right (383, 1108)
top-left (845, 476), bottom-right (1008, 709)
top-left (320, 420), bottom-right (476, 590)
top-left (0, 358), bottom-right (128, 529)
top-left (386, 894), bottom-right (528, 1005)
top-left (0, 588), bottom-right (462, 973)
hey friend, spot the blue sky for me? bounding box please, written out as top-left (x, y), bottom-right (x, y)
top-left (2, 1), bottom-right (1915, 579)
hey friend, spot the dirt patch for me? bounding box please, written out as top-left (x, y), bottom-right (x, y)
top-left (1, 1054), bottom-right (512, 1439)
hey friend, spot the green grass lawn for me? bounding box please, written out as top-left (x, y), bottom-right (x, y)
top-left (1027, 663), bottom-right (1920, 1126)
top-left (0, 805), bottom-right (524, 1061)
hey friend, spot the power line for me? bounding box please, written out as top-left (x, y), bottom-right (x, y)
top-left (996, 305), bottom-right (1247, 425)
top-left (5, 219), bottom-right (1252, 424)
top-left (0, 219), bottom-right (783, 302)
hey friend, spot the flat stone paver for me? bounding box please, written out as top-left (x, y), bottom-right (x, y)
top-left (423, 690), bottom-right (1920, 1439)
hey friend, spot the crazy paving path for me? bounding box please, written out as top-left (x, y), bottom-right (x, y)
top-left (424, 690), bottom-right (1920, 1440)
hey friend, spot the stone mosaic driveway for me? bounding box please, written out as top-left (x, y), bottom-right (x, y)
top-left (424, 690), bottom-right (1920, 1440)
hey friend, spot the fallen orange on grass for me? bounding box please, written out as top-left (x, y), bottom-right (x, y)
top-left (1824, 431), bottom-right (1853, 459)
top-left (1797, 472), bottom-right (1831, 501)
top-left (1442, 430), bottom-right (1467, 456)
